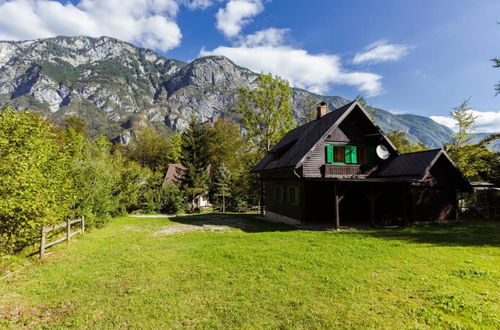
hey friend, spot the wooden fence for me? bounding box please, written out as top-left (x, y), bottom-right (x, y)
top-left (40, 217), bottom-right (85, 259)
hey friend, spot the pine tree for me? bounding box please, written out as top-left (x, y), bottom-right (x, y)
top-left (237, 73), bottom-right (295, 154)
top-left (214, 164), bottom-right (232, 212)
top-left (181, 117), bottom-right (210, 212)
top-left (166, 133), bottom-right (182, 163)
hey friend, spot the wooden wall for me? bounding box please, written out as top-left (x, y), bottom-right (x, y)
top-left (413, 156), bottom-right (460, 220)
top-left (263, 178), bottom-right (305, 222)
top-left (302, 109), bottom-right (391, 178)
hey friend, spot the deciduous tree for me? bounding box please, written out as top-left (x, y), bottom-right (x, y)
top-left (356, 95), bottom-right (376, 121)
top-left (446, 99), bottom-right (491, 179)
top-left (123, 127), bottom-right (176, 173)
top-left (237, 73), bottom-right (295, 154)
top-left (386, 130), bottom-right (427, 154)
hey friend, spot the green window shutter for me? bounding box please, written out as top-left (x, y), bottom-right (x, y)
top-left (368, 147), bottom-right (375, 164)
top-left (345, 146), bottom-right (358, 164)
top-left (295, 187), bottom-right (301, 205)
top-left (344, 147), bottom-right (350, 163)
top-left (325, 145), bottom-right (334, 164)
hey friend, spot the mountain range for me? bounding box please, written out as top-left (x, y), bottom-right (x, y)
top-left (0, 35), bottom-right (492, 149)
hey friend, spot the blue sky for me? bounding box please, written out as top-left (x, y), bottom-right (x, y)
top-left (0, 0), bottom-right (499, 131)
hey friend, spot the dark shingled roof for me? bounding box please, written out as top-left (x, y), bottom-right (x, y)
top-left (372, 149), bottom-right (442, 180)
top-left (252, 101), bottom-right (354, 172)
top-left (251, 102), bottom-right (470, 190)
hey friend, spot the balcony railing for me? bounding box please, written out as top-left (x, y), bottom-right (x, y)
top-left (322, 164), bottom-right (375, 177)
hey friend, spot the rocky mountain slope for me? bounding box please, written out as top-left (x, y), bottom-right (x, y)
top-left (0, 35), bottom-right (467, 147)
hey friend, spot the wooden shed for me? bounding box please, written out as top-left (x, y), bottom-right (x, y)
top-left (252, 101), bottom-right (472, 227)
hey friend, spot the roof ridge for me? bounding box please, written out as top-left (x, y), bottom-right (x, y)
top-left (399, 148), bottom-right (442, 155)
top-left (272, 101), bottom-right (354, 142)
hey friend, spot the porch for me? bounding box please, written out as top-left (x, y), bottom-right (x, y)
top-left (302, 180), bottom-right (416, 228)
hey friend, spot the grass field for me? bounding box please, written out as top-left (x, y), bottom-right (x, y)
top-left (0, 214), bottom-right (499, 328)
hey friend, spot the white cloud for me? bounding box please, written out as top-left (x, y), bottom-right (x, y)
top-left (215, 0), bottom-right (263, 38)
top-left (353, 40), bottom-right (410, 65)
top-left (0, 0), bottom-right (183, 52)
top-left (200, 44), bottom-right (382, 95)
top-left (237, 27), bottom-right (289, 47)
top-left (431, 110), bottom-right (500, 133)
top-left (180, 0), bottom-right (213, 10)
top-left (430, 115), bottom-right (457, 130)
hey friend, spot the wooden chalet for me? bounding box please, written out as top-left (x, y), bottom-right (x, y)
top-left (252, 101), bottom-right (472, 228)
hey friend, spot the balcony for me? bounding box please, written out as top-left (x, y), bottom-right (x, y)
top-left (322, 164), bottom-right (375, 178)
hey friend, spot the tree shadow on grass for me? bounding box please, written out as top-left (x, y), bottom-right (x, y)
top-left (339, 219), bottom-right (500, 247)
top-left (170, 213), bottom-right (297, 233)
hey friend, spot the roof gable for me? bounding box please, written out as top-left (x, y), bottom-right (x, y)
top-left (374, 149), bottom-right (441, 178)
top-left (373, 148), bottom-right (472, 190)
top-left (252, 101), bottom-right (397, 172)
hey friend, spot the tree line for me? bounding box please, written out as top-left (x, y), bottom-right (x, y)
top-left (1, 72), bottom-right (498, 255)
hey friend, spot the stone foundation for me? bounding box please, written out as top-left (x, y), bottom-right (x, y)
top-left (264, 211), bottom-right (301, 226)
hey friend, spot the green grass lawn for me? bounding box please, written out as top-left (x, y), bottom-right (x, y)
top-left (1, 215), bottom-right (499, 328)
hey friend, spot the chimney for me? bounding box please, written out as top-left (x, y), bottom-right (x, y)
top-left (316, 101), bottom-right (327, 119)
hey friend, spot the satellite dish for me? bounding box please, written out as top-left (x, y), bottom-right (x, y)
top-left (376, 145), bottom-right (390, 160)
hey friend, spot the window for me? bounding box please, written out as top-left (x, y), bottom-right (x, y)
top-left (273, 185), bottom-right (284, 203)
top-left (358, 146), bottom-right (376, 164)
top-left (368, 147), bottom-right (375, 164)
top-left (326, 145), bottom-right (374, 165)
top-left (334, 147), bottom-right (345, 163)
top-left (358, 147), bottom-right (368, 164)
top-left (286, 186), bottom-right (301, 206)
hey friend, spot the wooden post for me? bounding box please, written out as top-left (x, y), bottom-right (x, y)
top-left (334, 184), bottom-right (340, 230)
top-left (40, 226), bottom-right (46, 259)
top-left (360, 185), bottom-right (382, 228)
top-left (66, 218), bottom-right (71, 244)
top-left (369, 199), bottom-right (376, 227)
top-left (402, 186), bottom-right (408, 222)
top-left (260, 179), bottom-right (265, 215)
top-left (82, 216), bottom-right (85, 233)
top-left (410, 188), bottom-right (416, 222)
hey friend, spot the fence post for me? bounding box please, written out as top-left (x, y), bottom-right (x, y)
top-left (82, 216), bottom-right (85, 233)
top-left (40, 226), bottom-right (46, 259)
top-left (66, 218), bottom-right (71, 244)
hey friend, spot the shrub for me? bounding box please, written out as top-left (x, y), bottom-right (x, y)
top-left (0, 109), bottom-right (73, 254)
top-left (139, 182), bottom-right (185, 214)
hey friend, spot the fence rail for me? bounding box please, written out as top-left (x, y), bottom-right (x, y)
top-left (40, 217), bottom-right (85, 259)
